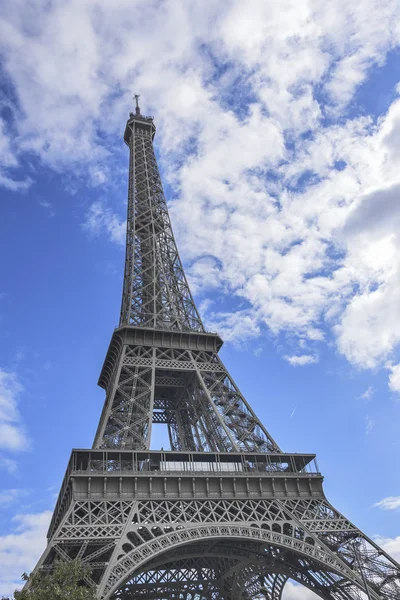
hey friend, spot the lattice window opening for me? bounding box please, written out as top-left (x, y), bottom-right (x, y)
top-left (117, 366), bottom-right (149, 385)
top-left (112, 386), bottom-right (151, 414)
top-left (125, 346), bottom-right (153, 359)
top-left (134, 501), bottom-right (309, 530)
top-left (68, 502), bottom-right (129, 527)
top-left (109, 395), bottom-right (149, 416)
top-left (110, 394), bottom-right (152, 417)
top-left (283, 499), bottom-right (345, 522)
top-left (101, 429), bottom-right (149, 450)
top-left (191, 351), bottom-right (217, 363)
top-left (156, 348), bottom-right (192, 362)
top-left (104, 414), bottom-right (147, 434)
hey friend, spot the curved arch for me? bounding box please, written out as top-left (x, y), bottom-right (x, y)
top-left (100, 524), bottom-right (369, 599)
top-left (110, 540), bottom-right (344, 600)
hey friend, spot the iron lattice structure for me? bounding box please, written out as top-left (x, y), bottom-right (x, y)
top-left (32, 101), bottom-right (400, 600)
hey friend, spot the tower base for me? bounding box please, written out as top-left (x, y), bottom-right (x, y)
top-left (34, 450), bottom-right (399, 599)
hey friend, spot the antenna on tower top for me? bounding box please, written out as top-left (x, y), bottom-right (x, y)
top-left (134, 94), bottom-right (141, 115)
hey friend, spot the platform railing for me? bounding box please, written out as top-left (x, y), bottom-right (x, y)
top-left (68, 449), bottom-right (320, 477)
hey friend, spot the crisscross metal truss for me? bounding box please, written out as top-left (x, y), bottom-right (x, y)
top-left (94, 111), bottom-right (279, 452)
top-left (112, 551), bottom-right (285, 600)
top-left (37, 492), bottom-right (400, 600)
top-left (120, 118), bottom-right (203, 332)
top-left (93, 344), bottom-right (279, 452)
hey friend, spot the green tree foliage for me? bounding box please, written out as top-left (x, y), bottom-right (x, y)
top-left (4, 561), bottom-right (96, 600)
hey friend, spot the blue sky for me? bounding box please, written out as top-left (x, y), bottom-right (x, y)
top-left (1, 1), bottom-right (400, 598)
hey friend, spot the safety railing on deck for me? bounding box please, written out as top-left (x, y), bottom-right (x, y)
top-left (69, 449), bottom-right (320, 477)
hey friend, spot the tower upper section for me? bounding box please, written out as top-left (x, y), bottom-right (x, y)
top-left (123, 107), bottom-right (156, 146)
top-left (119, 99), bottom-right (205, 333)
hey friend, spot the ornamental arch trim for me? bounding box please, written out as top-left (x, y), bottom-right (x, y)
top-left (111, 546), bottom-right (338, 600)
top-left (100, 524), bottom-right (369, 599)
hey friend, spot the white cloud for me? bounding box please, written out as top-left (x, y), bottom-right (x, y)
top-left (204, 309), bottom-right (261, 344)
top-left (0, 369), bottom-right (29, 452)
top-left (283, 354), bottom-right (318, 366)
top-left (83, 201), bottom-right (126, 247)
top-left (1, 1), bottom-right (400, 391)
top-left (0, 510), bottom-right (51, 597)
top-left (358, 386), bottom-right (374, 401)
top-left (0, 172), bottom-right (32, 192)
top-left (187, 257), bottom-right (223, 295)
top-left (0, 118), bottom-right (33, 192)
top-left (375, 535), bottom-right (400, 563)
top-left (0, 489), bottom-right (27, 507)
top-left (387, 363), bottom-right (400, 393)
top-left (374, 496), bottom-right (400, 511)
top-left (365, 415), bottom-right (374, 435)
top-left (282, 581), bottom-right (319, 599)
top-left (0, 457), bottom-right (18, 475)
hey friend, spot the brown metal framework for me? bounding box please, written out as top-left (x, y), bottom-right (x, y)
top-left (31, 101), bottom-right (400, 600)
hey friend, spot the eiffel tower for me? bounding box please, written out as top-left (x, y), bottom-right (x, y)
top-left (32, 97), bottom-right (400, 600)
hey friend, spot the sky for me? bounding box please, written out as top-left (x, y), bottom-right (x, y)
top-left (0, 0), bottom-right (400, 597)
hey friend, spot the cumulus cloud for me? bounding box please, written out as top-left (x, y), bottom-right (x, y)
top-left (374, 497), bottom-right (400, 511)
top-left (0, 510), bottom-right (51, 597)
top-left (375, 535), bottom-right (400, 563)
top-left (0, 368), bottom-right (29, 452)
top-left (282, 581), bottom-right (319, 599)
top-left (1, 1), bottom-right (400, 390)
top-left (283, 354), bottom-right (318, 366)
top-left (204, 309), bottom-right (261, 344)
top-left (387, 363), bottom-right (400, 392)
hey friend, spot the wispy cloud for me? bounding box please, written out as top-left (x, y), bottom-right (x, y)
top-left (0, 456), bottom-right (18, 475)
top-left (358, 386), bottom-right (374, 401)
top-left (0, 368), bottom-right (29, 452)
top-left (38, 200), bottom-right (55, 217)
top-left (0, 510), bottom-right (51, 597)
top-left (0, 489), bottom-right (28, 508)
top-left (83, 201), bottom-right (126, 247)
top-left (284, 355), bottom-right (318, 366)
top-left (374, 497), bottom-right (400, 511)
top-left (0, 120), bottom-right (33, 192)
top-left (365, 415), bottom-right (374, 435)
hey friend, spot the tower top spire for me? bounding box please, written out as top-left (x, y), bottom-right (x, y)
top-left (134, 93), bottom-right (141, 115)
top-left (124, 95), bottom-right (156, 145)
